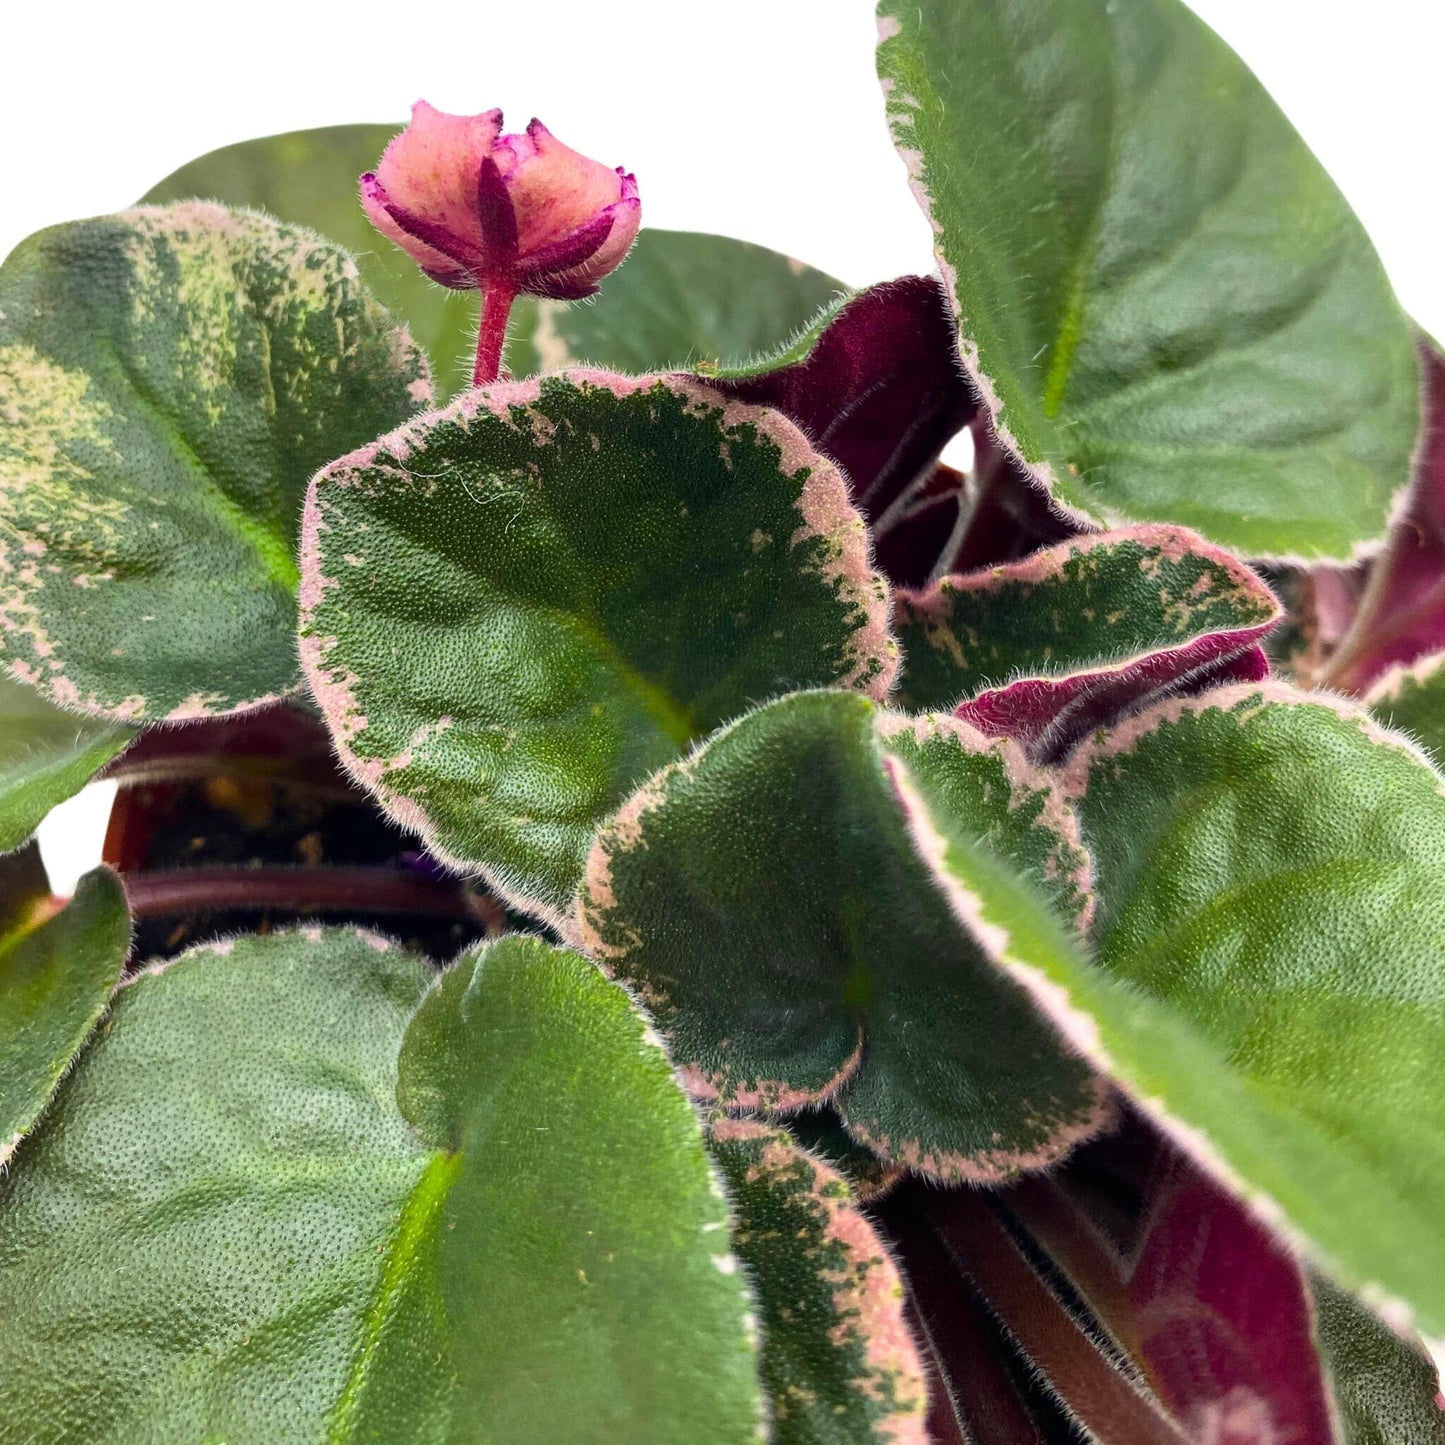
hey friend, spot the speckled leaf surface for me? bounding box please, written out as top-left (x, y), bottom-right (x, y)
top-left (0, 673), bottom-right (132, 850)
top-left (876, 0), bottom-right (1419, 557)
top-left (579, 690), bottom-right (1107, 1182)
top-left (0, 927), bottom-right (766, 1441)
top-left (1368, 652), bottom-right (1445, 765)
top-left (0, 204), bottom-right (429, 721)
top-left (1313, 1275), bottom-right (1445, 1445)
top-left (0, 859), bottom-right (127, 1167)
top-left (347, 935), bottom-right (763, 1443)
top-left (301, 371), bottom-right (895, 923)
top-left (893, 524), bottom-right (1280, 756)
top-left (709, 1119), bottom-right (926, 1443)
top-left (143, 124), bottom-right (840, 396)
top-left (1063, 684), bottom-right (1445, 1335)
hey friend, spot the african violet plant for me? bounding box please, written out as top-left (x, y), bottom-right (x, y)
top-left (3, 0), bottom-right (1445, 1439)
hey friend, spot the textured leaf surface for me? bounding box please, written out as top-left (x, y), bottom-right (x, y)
top-left (0, 927), bottom-right (432, 1441)
top-left (143, 124), bottom-right (840, 395)
top-left (0, 860), bottom-right (127, 1166)
top-left (1313, 1275), bottom-right (1445, 1444)
top-left (1368, 652), bottom-right (1445, 764)
top-left (1064, 683), bottom-right (1445, 1334)
top-left (893, 524), bottom-right (1280, 756)
top-left (579, 690), bottom-right (1106, 1182)
top-left (0, 204), bottom-right (429, 721)
top-left (350, 935), bottom-right (763, 1442)
top-left (0, 673), bottom-right (131, 850)
top-left (301, 371), bottom-right (894, 922)
top-left (876, 0), bottom-right (1418, 556)
top-left (0, 927), bottom-right (764, 1441)
top-left (709, 1119), bottom-right (926, 1443)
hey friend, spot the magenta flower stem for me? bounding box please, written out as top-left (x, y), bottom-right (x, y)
top-left (473, 281), bottom-right (519, 386)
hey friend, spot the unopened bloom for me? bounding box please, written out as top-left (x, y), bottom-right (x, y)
top-left (361, 102), bottom-right (640, 301)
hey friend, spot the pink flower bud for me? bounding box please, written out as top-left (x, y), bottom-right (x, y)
top-left (361, 102), bottom-right (640, 301)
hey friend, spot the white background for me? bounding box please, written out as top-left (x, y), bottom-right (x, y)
top-left (5, 0), bottom-right (1443, 889)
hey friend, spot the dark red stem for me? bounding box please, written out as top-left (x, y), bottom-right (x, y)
top-left (473, 280), bottom-right (519, 386)
top-left (122, 866), bottom-right (504, 932)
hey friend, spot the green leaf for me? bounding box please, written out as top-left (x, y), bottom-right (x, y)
top-left (507, 232), bottom-right (843, 378)
top-left (578, 690), bottom-right (1107, 1182)
top-left (1062, 683), bottom-right (1445, 1335)
top-left (1312, 1274), bottom-right (1445, 1444)
top-left (892, 523), bottom-right (1281, 735)
top-left (709, 1119), bottom-right (926, 1443)
top-left (1368, 652), bottom-right (1445, 766)
top-left (0, 926), bottom-right (765, 1441)
top-left (0, 860), bottom-right (128, 1164)
top-left (301, 372), bottom-right (896, 923)
top-left (0, 204), bottom-right (430, 722)
top-left (0, 673), bottom-right (132, 850)
top-left (141, 123), bottom-right (842, 396)
top-left (0, 926), bottom-right (432, 1441)
top-left (876, 0), bottom-right (1419, 557)
top-left (356, 935), bottom-right (763, 1442)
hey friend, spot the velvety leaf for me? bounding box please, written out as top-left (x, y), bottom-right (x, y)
top-left (1324, 342), bottom-right (1445, 694)
top-left (352, 935), bottom-right (762, 1442)
top-left (578, 690), bottom-right (1108, 1182)
top-left (709, 1119), bottom-right (926, 1444)
top-left (0, 926), bottom-right (765, 1441)
top-left (142, 124), bottom-right (841, 396)
top-left (1368, 652), bottom-right (1445, 764)
top-left (0, 926), bottom-right (433, 1440)
top-left (1006, 1140), bottom-right (1339, 1442)
top-left (708, 277), bottom-right (974, 528)
top-left (876, 0), bottom-right (1419, 557)
top-left (1061, 683), bottom-right (1445, 1335)
top-left (893, 524), bottom-right (1280, 758)
top-left (300, 371), bottom-right (895, 923)
top-left (0, 859), bottom-right (128, 1165)
top-left (1313, 1275), bottom-right (1445, 1444)
top-left (508, 230), bottom-right (842, 378)
top-left (784, 1108), bottom-right (904, 1203)
top-left (0, 672), bottom-right (132, 850)
top-left (0, 204), bottom-right (430, 722)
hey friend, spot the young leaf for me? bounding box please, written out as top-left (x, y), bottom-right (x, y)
top-left (0, 204), bottom-right (430, 722)
top-left (1312, 1275), bottom-right (1445, 1445)
top-left (709, 1119), bottom-right (927, 1443)
top-left (1368, 652), bottom-right (1445, 764)
top-left (142, 124), bottom-right (841, 395)
top-left (876, 0), bottom-right (1419, 558)
top-left (578, 690), bottom-right (1108, 1183)
top-left (0, 856), bottom-right (128, 1165)
top-left (0, 927), bottom-right (767, 1441)
top-left (1063, 683), bottom-right (1445, 1335)
top-left (707, 276), bottom-right (975, 525)
top-left (0, 673), bottom-right (132, 851)
top-left (355, 935), bottom-right (763, 1441)
top-left (300, 372), bottom-right (895, 922)
top-left (892, 524), bottom-right (1281, 757)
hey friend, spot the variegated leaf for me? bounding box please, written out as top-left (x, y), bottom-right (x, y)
top-left (300, 372), bottom-right (896, 923)
top-left (0, 204), bottom-right (430, 721)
